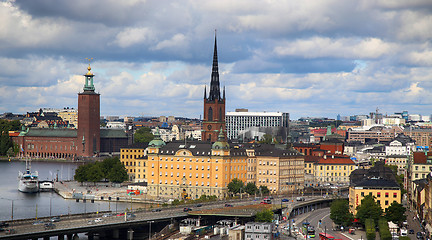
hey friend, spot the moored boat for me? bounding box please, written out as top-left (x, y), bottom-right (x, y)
top-left (18, 160), bottom-right (39, 193)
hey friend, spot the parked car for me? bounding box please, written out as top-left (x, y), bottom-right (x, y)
top-left (94, 218), bottom-right (103, 223)
top-left (116, 212), bottom-right (125, 216)
top-left (0, 222), bottom-right (9, 228)
top-left (183, 207), bottom-right (192, 212)
top-left (50, 216), bottom-right (61, 222)
top-left (5, 228), bottom-right (16, 235)
top-left (409, 229), bottom-right (415, 234)
top-left (296, 197), bottom-right (305, 201)
top-left (196, 204), bottom-right (203, 207)
top-left (224, 204), bottom-right (233, 207)
top-left (44, 222), bottom-right (56, 230)
top-left (417, 232), bottom-right (423, 239)
top-left (152, 208), bottom-right (162, 212)
top-left (102, 213), bottom-right (112, 217)
top-left (281, 198), bottom-right (289, 202)
top-left (87, 220), bottom-right (95, 225)
top-left (126, 213), bottom-right (136, 220)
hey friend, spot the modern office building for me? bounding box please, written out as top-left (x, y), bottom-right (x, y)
top-left (225, 110), bottom-right (289, 140)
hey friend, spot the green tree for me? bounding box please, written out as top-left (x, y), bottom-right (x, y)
top-left (245, 182), bottom-right (258, 195)
top-left (259, 134), bottom-right (273, 144)
top-left (74, 164), bottom-right (88, 184)
top-left (255, 209), bottom-right (274, 222)
top-left (259, 185), bottom-right (270, 195)
top-left (227, 178), bottom-right (244, 194)
top-left (107, 163), bottom-right (128, 183)
top-left (356, 194), bottom-right (383, 225)
top-left (87, 163), bottom-right (104, 184)
top-left (330, 199), bottom-right (354, 226)
top-left (385, 202), bottom-right (406, 225)
top-left (134, 127), bottom-right (154, 143)
top-left (365, 218), bottom-right (376, 240)
top-left (0, 120), bottom-right (21, 156)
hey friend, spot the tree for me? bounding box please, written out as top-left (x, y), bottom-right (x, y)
top-left (259, 185), bottom-right (270, 195)
top-left (107, 163), bottom-right (128, 183)
top-left (356, 194), bottom-right (383, 225)
top-left (385, 202), bottom-right (406, 225)
top-left (245, 182), bottom-right (258, 195)
top-left (134, 127), bottom-right (154, 143)
top-left (255, 209), bottom-right (274, 222)
top-left (259, 134), bottom-right (273, 144)
top-left (86, 163), bottom-right (104, 184)
top-left (0, 120), bottom-right (21, 156)
top-left (74, 164), bottom-right (88, 184)
top-left (330, 199), bottom-right (354, 226)
top-left (227, 178), bottom-right (244, 194)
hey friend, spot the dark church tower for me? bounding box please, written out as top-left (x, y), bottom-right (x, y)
top-left (77, 64), bottom-right (100, 157)
top-left (202, 33), bottom-right (226, 142)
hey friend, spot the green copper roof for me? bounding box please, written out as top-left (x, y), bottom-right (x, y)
top-left (100, 129), bottom-right (127, 138)
top-left (24, 128), bottom-right (77, 138)
top-left (148, 128), bottom-right (166, 148)
top-left (212, 127), bottom-right (229, 149)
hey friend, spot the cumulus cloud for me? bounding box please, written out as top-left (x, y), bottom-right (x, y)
top-left (1, 0), bottom-right (432, 118)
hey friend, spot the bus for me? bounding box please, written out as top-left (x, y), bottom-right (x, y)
top-left (302, 222), bottom-right (316, 238)
top-left (319, 233), bottom-right (334, 240)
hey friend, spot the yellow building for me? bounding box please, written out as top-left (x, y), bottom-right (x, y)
top-left (246, 144), bottom-right (304, 194)
top-left (314, 155), bottom-right (356, 185)
top-left (145, 130), bottom-right (247, 199)
top-left (57, 110), bottom-right (78, 128)
top-left (349, 178), bottom-right (401, 215)
top-left (120, 143), bottom-right (147, 182)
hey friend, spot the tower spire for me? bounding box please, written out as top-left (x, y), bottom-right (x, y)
top-left (83, 58), bottom-right (95, 92)
top-left (208, 30), bottom-right (220, 101)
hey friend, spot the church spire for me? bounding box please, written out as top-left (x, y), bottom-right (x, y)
top-left (208, 30), bottom-right (221, 102)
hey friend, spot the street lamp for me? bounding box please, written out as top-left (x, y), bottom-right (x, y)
top-left (0, 198), bottom-right (15, 224)
top-left (149, 220), bottom-right (155, 240)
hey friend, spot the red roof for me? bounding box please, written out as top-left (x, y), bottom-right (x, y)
top-left (304, 155), bottom-right (321, 163)
top-left (413, 152), bottom-right (430, 164)
top-left (317, 157), bottom-right (355, 165)
top-left (8, 131), bottom-right (20, 137)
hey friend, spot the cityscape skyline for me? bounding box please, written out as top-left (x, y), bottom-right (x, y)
top-left (1, 1), bottom-right (432, 120)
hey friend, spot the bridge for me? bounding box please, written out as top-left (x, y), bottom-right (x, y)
top-left (0, 196), bottom-right (345, 240)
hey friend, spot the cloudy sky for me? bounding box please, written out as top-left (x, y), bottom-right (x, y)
top-left (1, 0), bottom-right (432, 120)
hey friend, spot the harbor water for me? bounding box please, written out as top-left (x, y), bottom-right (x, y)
top-left (0, 160), bottom-right (129, 221)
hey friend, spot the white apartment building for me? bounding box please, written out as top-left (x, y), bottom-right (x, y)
top-left (225, 111), bottom-right (289, 140)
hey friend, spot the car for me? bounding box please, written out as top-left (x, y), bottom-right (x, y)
top-left (225, 204), bottom-right (233, 207)
top-left (152, 208), bottom-right (162, 212)
top-left (94, 218), bottom-right (103, 223)
top-left (417, 232), bottom-right (423, 239)
top-left (102, 213), bottom-right (112, 218)
top-left (296, 197), bottom-right (305, 201)
top-left (32, 220), bottom-right (45, 225)
top-left (0, 222), bottom-right (9, 228)
top-left (5, 228), bottom-right (16, 235)
top-left (44, 222), bottom-right (56, 230)
top-left (126, 214), bottom-right (136, 220)
top-left (50, 216), bottom-right (61, 222)
top-left (196, 204), bottom-right (203, 207)
top-left (260, 201), bottom-right (270, 204)
top-left (87, 220), bottom-right (95, 225)
top-left (269, 196), bottom-right (274, 200)
top-left (409, 229), bottom-right (415, 234)
top-left (183, 207), bottom-right (192, 212)
top-left (281, 198), bottom-right (289, 202)
top-left (116, 212), bottom-right (125, 216)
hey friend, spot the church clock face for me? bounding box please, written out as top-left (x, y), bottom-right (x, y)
top-left (207, 125), bottom-right (212, 130)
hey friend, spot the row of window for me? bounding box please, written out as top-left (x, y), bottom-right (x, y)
top-left (360, 192), bottom-right (398, 198)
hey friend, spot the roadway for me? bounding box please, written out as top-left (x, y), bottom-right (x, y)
top-left (0, 195), bottom-right (331, 239)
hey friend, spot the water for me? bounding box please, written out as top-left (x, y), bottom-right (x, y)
top-left (0, 160), bottom-right (128, 221)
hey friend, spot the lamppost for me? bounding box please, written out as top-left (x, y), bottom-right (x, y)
top-left (0, 198), bottom-right (15, 224)
top-left (148, 220), bottom-right (155, 240)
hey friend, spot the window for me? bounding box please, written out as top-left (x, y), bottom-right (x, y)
top-left (393, 193), bottom-right (397, 198)
top-left (385, 193), bottom-right (389, 198)
top-left (361, 192), bottom-right (364, 197)
top-left (377, 192), bottom-right (381, 198)
top-left (385, 200), bottom-right (389, 205)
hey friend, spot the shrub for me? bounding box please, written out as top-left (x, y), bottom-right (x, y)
top-left (378, 218), bottom-right (392, 240)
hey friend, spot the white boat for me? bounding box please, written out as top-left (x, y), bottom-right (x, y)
top-left (39, 181), bottom-right (53, 191)
top-left (18, 160), bottom-right (39, 193)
